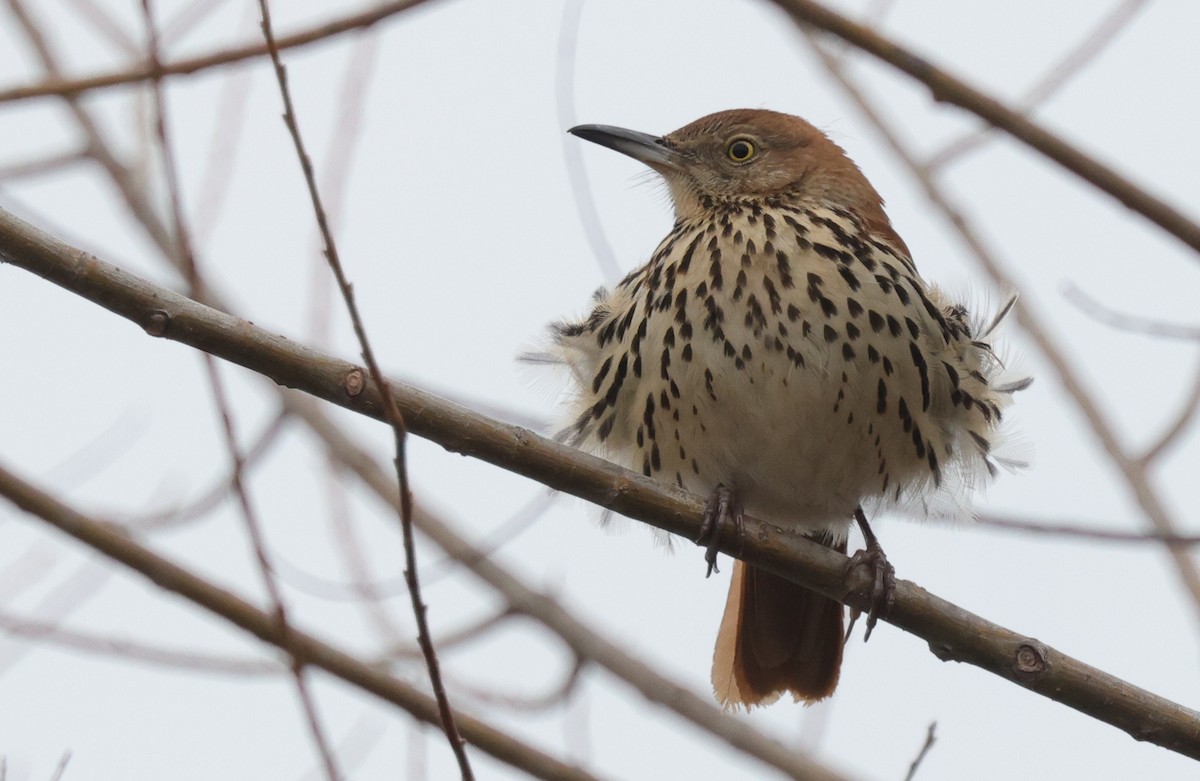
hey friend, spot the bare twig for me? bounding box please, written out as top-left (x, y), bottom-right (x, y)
top-left (800, 31), bottom-right (1200, 622)
top-left (1141, 362), bottom-right (1200, 465)
top-left (0, 148), bottom-right (87, 181)
top-left (64, 0), bottom-right (138, 54)
top-left (138, 3), bottom-right (339, 777)
top-left (48, 752), bottom-right (71, 781)
top-left (5, 207), bottom-right (1200, 760)
top-left (162, 0), bottom-right (237, 47)
top-left (122, 409), bottom-right (290, 530)
top-left (252, 2), bottom-right (470, 776)
top-left (974, 513), bottom-right (1200, 547)
top-left (0, 462), bottom-right (610, 781)
top-left (0, 0), bottom-right (435, 104)
top-left (0, 610), bottom-right (279, 674)
top-left (928, 0), bottom-right (1149, 169)
top-left (903, 722), bottom-right (937, 781)
top-left (770, 0), bottom-right (1200, 257)
top-left (455, 656), bottom-right (584, 713)
top-left (1064, 283), bottom-right (1200, 341)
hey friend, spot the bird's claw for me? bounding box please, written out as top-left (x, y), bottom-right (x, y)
top-left (845, 540), bottom-right (895, 641)
top-left (696, 485), bottom-right (744, 577)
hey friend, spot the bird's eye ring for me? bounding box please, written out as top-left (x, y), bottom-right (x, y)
top-left (726, 138), bottom-right (756, 163)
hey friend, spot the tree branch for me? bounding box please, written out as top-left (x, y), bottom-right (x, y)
top-left (3, 206), bottom-right (1199, 759)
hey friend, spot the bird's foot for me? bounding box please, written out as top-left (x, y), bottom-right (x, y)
top-left (696, 484), bottom-right (744, 577)
top-left (845, 506), bottom-right (895, 641)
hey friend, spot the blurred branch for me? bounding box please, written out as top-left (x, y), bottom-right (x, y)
top-left (4, 208), bottom-right (1199, 761)
top-left (0, 147), bottom-right (86, 181)
top-left (453, 656), bottom-right (584, 713)
top-left (1141, 362), bottom-right (1200, 465)
top-left (1064, 283), bottom-right (1200, 341)
top-left (770, 0), bottom-right (1200, 257)
top-left (903, 722), bottom-right (936, 781)
top-left (975, 513), bottom-right (1200, 547)
top-left (122, 408), bottom-right (289, 530)
top-left (0, 610), bottom-right (280, 674)
top-left (0, 461), bottom-right (610, 781)
top-left (928, 0), bottom-right (1149, 169)
top-left (0, 0), bottom-right (435, 104)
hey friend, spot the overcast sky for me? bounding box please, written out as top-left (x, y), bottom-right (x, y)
top-left (1, 1), bottom-right (1199, 779)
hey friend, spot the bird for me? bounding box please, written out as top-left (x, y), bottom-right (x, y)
top-left (541, 109), bottom-right (1028, 708)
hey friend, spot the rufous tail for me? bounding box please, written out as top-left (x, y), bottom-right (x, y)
top-left (711, 535), bottom-right (846, 707)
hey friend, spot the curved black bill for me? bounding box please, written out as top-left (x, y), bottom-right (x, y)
top-left (568, 124), bottom-right (683, 170)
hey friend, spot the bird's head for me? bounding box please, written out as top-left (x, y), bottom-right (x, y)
top-left (569, 109), bottom-right (901, 250)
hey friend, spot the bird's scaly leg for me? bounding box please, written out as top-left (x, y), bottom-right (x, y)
top-left (696, 484), bottom-right (745, 577)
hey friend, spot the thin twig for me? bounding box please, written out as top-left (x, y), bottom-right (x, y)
top-left (454, 656), bottom-right (585, 713)
top-left (903, 722), bottom-right (936, 781)
top-left (252, 2), bottom-right (471, 776)
top-left (1141, 361), bottom-right (1200, 465)
top-left (0, 147), bottom-right (87, 181)
top-left (974, 513), bottom-right (1200, 546)
top-left (48, 752), bottom-right (71, 781)
top-left (928, 0), bottom-right (1149, 169)
top-left (64, 0), bottom-right (139, 54)
top-left (770, 0), bottom-right (1200, 257)
top-left (122, 409), bottom-right (290, 530)
top-left (1064, 283), bottom-right (1200, 341)
top-left (138, 3), bottom-right (340, 777)
top-left (162, 0), bottom-right (237, 47)
top-left (0, 610), bottom-right (279, 674)
top-left (0, 0), bottom-right (435, 104)
top-left (800, 31), bottom-right (1200, 623)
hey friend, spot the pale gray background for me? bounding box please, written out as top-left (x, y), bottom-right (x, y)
top-left (1, 1), bottom-right (1198, 779)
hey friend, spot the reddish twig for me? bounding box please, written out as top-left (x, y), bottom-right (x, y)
top-left (253, 2), bottom-right (471, 776)
top-left (139, 3), bottom-right (341, 777)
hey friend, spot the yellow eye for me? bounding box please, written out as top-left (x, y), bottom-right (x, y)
top-left (726, 138), bottom-right (756, 163)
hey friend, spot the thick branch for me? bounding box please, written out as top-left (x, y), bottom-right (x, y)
top-left (2, 206), bottom-right (1199, 759)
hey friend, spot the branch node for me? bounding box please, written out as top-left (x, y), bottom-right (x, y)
top-left (928, 641), bottom-right (954, 662)
top-left (1013, 641), bottom-right (1050, 680)
top-left (144, 309), bottom-right (170, 337)
top-left (343, 367), bottom-right (366, 397)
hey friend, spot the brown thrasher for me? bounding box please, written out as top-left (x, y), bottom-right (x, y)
top-left (543, 109), bottom-right (1027, 707)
